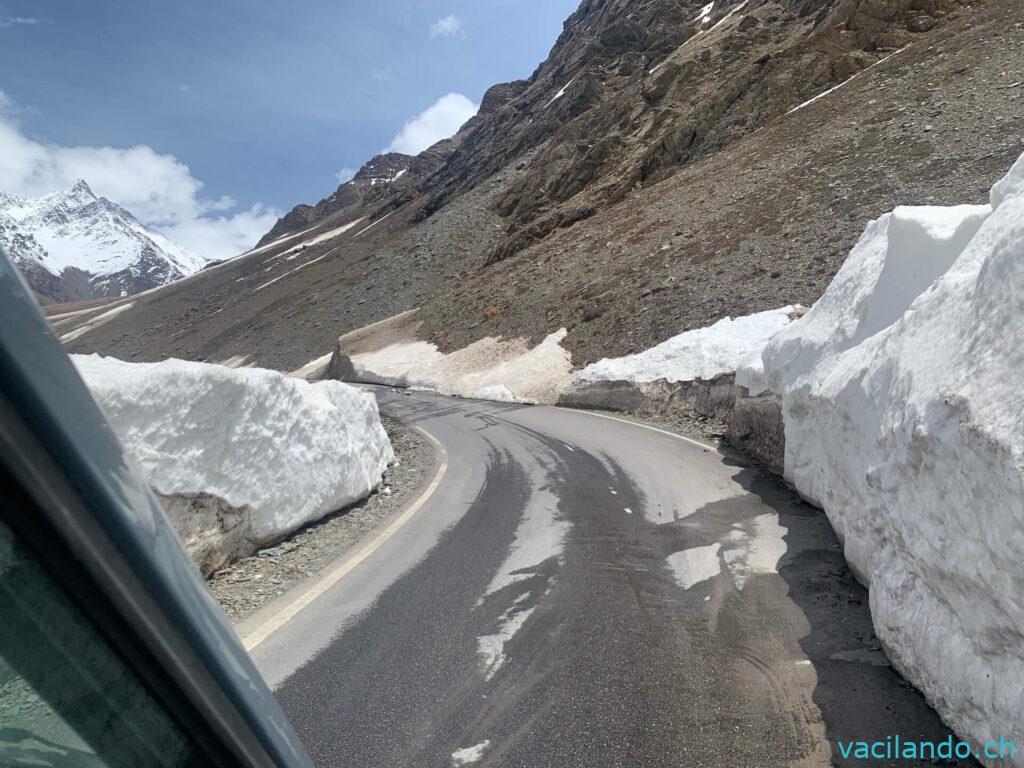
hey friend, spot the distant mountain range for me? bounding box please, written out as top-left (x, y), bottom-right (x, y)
top-left (0, 180), bottom-right (208, 304)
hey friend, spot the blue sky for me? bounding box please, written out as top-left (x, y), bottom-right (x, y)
top-left (0, 0), bottom-right (578, 256)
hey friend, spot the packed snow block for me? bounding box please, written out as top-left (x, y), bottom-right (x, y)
top-left (573, 307), bottom-right (801, 388)
top-left (760, 204), bottom-right (991, 408)
top-left (471, 384), bottom-right (521, 403)
top-left (562, 306), bottom-right (801, 422)
top-left (756, 152), bottom-right (1024, 764)
top-left (73, 355), bottom-right (394, 575)
top-left (287, 352), bottom-right (333, 382)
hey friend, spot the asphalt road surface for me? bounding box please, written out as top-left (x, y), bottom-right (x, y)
top-left (241, 388), bottom-right (972, 768)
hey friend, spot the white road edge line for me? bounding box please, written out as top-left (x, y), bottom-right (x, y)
top-left (549, 407), bottom-right (719, 453)
top-left (241, 424), bottom-right (448, 652)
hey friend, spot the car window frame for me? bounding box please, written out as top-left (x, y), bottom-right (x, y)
top-left (0, 250), bottom-right (313, 768)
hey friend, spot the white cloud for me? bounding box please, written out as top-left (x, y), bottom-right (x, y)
top-left (205, 195), bottom-right (236, 211)
top-left (162, 203), bottom-right (280, 261)
top-left (335, 166), bottom-right (357, 184)
top-left (385, 93), bottom-right (479, 155)
top-left (0, 110), bottom-right (280, 259)
top-left (430, 15), bottom-right (464, 38)
top-left (0, 5), bottom-right (46, 26)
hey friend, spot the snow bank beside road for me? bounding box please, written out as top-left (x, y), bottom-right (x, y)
top-left (574, 306), bottom-right (800, 385)
top-left (754, 204), bottom-right (990, 402)
top-left (332, 306), bottom-right (802, 418)
top-left (561, 306), bottom-right (801, 420)
top-left (74, 355), bottom-right (393, 573)
top-left (756, 153), bottom-right (1024, 762)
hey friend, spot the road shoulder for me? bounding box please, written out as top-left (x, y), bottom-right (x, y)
top-left (208, 414), bottom-right (441, 627)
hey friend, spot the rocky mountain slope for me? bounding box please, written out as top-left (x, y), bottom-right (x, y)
top-left (258, 153), bottom-right (416, 246)
top-left (57, 0), bottom-right (1023, 374)
top-left (2, 181), bottom-right (208, 304)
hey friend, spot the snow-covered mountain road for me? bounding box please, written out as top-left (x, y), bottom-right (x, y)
top-left (241, 387), bottom-right (969, 768)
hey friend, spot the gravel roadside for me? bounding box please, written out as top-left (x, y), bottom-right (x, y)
top-left (206, 415), bottom-right (434, 623)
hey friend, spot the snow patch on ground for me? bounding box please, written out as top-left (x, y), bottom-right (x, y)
top-left (754, 151), bottom-right (1024, 761)
top-left (73, 355), bottom-right (393, 551)
top-left (787, 47), bottom-right (910, 115)
top-left (473, 384), bottom-right (520, 403)
top-left (257, 246), bottom-right (340, 291)
top-left (486, 486), bottom-right (570, 596)
top-left (667, 514), bottom-right (786, 592)
top-left (666, 543), bottom-right (721, 588)
top-left (347, 340), bottom-right (443, 386)
top-left (721, 514), bottom-right (787, 590)
top-left (709, 0), bottom-right (748, 31)
top-left (345, 328), bottom-right (574, 405)
top-left (217, 354), bottom-right (252, 369)
top-left (573, 306), bottom-right (798, 385)
top-left (274, 218), bottom-right (365, 259)
top-left (477, 607), bottom-right (536, 680)
top-left (451, 741), bottom-right (490, 766)
top-left (59, 302), bottom-right (135, 343)
top-left (241, 225), bottom-right (320, 259)
top-left (288, 352), bottom-right (333, 380)
top-left (340, 306), bottom-right (800, 411)
top-left (350, 211), bottom-right (395, 240)
top-left (543, 76), bottom-right (576, 109)
top-left (695, 1), bottom-right (715, 23)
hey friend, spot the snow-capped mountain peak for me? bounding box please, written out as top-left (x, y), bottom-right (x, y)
top-left (0, 180), bottom-right (209, 303)
top-left (2, 179), bottom-right (95, 223)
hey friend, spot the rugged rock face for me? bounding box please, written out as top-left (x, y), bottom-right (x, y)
top-left (457, 0), bottom-right (968, 265)
top-left (0, 211), bottom-right (72, 303)
top-left (258, 152), bottom-right (417, 245)
top-left (62, 0), bottom-right (1023, 382)
top-left (298, 0), bottom-right (964, 269)
top-left (479, 81), bottom-right (529, 115)
top-left (259, 103), bottom-right (494, 243)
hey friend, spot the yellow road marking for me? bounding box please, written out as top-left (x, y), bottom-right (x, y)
top-left (241, 425), bottom-right (448, 651)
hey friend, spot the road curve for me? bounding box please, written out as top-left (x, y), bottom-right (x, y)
top-left (245, 388), bottom-right (969, 768)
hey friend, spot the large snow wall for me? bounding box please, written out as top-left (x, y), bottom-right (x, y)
top-left (752, 153), bottom-right (1024, 762)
